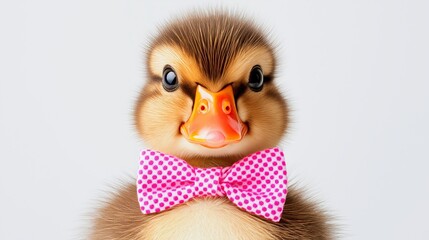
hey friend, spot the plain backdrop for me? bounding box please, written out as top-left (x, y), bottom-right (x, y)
top-left (1, 0), bottom-right (428, 239)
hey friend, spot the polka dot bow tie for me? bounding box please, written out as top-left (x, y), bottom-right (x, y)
top-left (136, 147), bottom-right (288, 222)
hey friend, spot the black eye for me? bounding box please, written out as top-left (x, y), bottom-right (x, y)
top-left (162, 66), bottom-right (179, 92)
top-left (248, 65), bottom-right (264, 92)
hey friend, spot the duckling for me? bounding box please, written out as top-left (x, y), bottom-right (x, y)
top-left (90, 11), bottom-right (333, 240)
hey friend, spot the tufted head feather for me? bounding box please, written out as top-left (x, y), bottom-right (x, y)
top-left (149, 11), bottom-right (275, 81)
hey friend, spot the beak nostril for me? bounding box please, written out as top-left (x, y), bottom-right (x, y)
top-left (222, 100), bottom-right (231, 114)
top-left (198, 99), bottom-right (209, 114)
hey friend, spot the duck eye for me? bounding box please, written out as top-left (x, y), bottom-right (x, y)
top-left (162, 67), bottom-right (179, 92)
top-left (248, 65), bottom-right (264, 92)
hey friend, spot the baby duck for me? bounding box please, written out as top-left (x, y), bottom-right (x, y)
top-left (90, 11), bottom-right (333, 240)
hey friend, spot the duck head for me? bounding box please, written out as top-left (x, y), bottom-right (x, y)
top-left (135, 12), bottom-right (288, 167)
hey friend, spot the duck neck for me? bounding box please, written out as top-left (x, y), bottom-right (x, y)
top-left (184, 154), bottom-right (245, 168)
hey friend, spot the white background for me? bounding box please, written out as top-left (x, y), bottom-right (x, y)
top-left (1, 0), bottom-right (428, 239)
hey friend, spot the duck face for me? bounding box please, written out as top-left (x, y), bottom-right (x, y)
top-left (135, 13), bottom-right (288, 165)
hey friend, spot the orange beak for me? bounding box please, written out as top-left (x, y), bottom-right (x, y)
top-left (180, 85), bottom-right (248, 148)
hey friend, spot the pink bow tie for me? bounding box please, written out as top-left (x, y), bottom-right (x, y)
top-left (136, 147), bottom-right (288, 222)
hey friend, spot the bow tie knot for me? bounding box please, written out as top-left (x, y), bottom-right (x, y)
top-left (194, 168), bottom-right (224, 197)
top-left (136, 147), bottom-right (288, 222)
